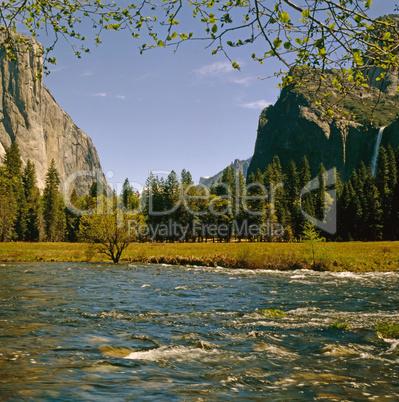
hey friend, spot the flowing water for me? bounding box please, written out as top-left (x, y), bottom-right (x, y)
top-left (0, 263), bottom-right (399, 401)
top-left (371, 127), bottom-right (386, 176)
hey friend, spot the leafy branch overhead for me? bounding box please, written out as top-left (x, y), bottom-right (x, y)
top-left (1, 1), bottom-right (399, 107)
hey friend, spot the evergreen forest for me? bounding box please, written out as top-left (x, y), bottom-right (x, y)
top-left (1, 142), bottom-right (399, 243)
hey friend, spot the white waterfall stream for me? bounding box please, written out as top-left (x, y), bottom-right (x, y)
top-left (371, 127), bottom-right (385, 176)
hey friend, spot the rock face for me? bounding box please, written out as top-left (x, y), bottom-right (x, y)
top-left (248, 84), bottom-right (399, 181)
top-left (248, 15), bottom-right (399, 181)
top-left (382, 118), bottom-right (399, 149)
top-left (0, 31), bottom-right (103, 195)
top-left (200, 157), bottom-right (252, 187)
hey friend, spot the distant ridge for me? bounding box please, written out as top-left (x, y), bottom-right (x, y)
top-left (199, 157), bottom-right (252, 187)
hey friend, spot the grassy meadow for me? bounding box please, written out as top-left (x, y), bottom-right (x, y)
top-left (0, 241), bottom-right (398, 272)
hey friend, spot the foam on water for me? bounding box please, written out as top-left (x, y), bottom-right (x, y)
top-left (2, 262), bottom-right (399, 400)
top-left (125, 345), bottom-right (219, 361)
top-left (383, 339), bottom-right (399, 352)
top-left (253, 342), bottom-right (298, 358)
top-left (321, 344), bottom-right (359, 357)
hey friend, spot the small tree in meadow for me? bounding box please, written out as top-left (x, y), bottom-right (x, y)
top-left (79, 197), bottom-right (135, 263)
top-left (302, 220), bottom-right (324, 270)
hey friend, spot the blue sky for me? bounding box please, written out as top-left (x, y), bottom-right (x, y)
top-left (41, 0), bottom-right (396, 192)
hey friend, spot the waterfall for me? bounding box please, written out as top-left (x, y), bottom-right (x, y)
top-left (371, 127), bottom-right (385, 176)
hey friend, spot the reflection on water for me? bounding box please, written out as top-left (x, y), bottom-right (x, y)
top-left (0, 262), bottom-right (398, 400)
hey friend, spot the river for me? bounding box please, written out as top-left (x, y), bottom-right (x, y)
top-left (0, 262), bottom-right (398, 400)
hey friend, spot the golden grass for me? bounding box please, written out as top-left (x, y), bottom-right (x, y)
top-left (0, 241), bottom-right (398, 272)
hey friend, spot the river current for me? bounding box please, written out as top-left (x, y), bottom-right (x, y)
top-left (0, 262), bottom-right (398, 400)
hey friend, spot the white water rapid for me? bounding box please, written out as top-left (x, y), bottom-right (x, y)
top-left (371, 127), bottom-right (385, 176)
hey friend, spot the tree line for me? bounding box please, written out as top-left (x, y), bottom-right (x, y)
top-left (0, 143), bottom-right (65, 242)
top-left (1, 141), bottom-right (399, 244)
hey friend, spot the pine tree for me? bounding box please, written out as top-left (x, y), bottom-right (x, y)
top-left (299, 156), bottom-right (315, 229)
top-left (121, 178), bottom-right (134, 209)
top-left (364, 180), bottom-right (383, 241)
top-left (393, 147), bottom-right (399, 239)
top-left (264, 156), bottom-right (283, 186)
top-left (163, 171), bottom-right (181, 240)
top-left (383, 145), bottom-right (397, 238)
top-left (22, 160), bottom-right (40, 241)
top-left (65, 188), bottom-right (80, 242)
top-left (42, 159), bottom-right (66, 241)
top-left (221, 164), bottom-right (235, 188)
top-left (3, 143), bottom-right (28, 240)
top-left (351, 163), bottom-right (382, 241)
top-left (233, 169), bottom-right (247, 239)
top-left (285, 161), bottom-right (299, 206)
top-left (315, 163), bottom-right (326, 222)
top-left (299, 156), bottom-right (312, 189)
top-left (0, 168), bottom-right (17, 241)
top-left (225, 164), bottom-right (243, 220)
top-left (263, 156), bottom-right (285, 229)
top-left (285, 160), bottom-right (301, 237)
top-left (352, 162), bottom-right (382, 240)
top-left (181, 169), bottom-right (193, 186)
top-left (337, 182), bottom-right (362, 240)
top-left (212, 165), bottom-right (234, 203)
top-left (144, 173), bottom-right (165, 240)
top-left (375, 146), bottom-right (392, 238)
top-left (89, 180), bottom-right (106, 198)
top-left (70, 188), bottom-right (79, 207)
top-left (244, 169), bottom-right (268, 241)
top-left (387, 144), bottom-right (398, 190)
top-left (3, 142), bottom-right (23, 178)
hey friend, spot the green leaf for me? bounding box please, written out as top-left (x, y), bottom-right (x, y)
top-left (283, 41), bottom-right (291, 50)
top-left (279, 11), bottom-right (290, 24)
top-left (302, 9), bottom-right (311, 18)
top-left (364, 0), bottom-right (372, 8)
top-left (211, 24), bottom-right (218, 33)
top-left (232, 61), bottom-right (241, 70)
top-left (353, 51), bottom-right (364, 66)
top-left (273, 37), bottom-right (282, 49)
top-left (383, 32), bottom-right (391, 40)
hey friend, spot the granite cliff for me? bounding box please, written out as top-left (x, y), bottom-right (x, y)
top-left (248, 12), bottom-right (399, 181)
top-left (0, 31), bottom-right (103, 195)
top-left (248, 75), bottom-right (399, 181)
